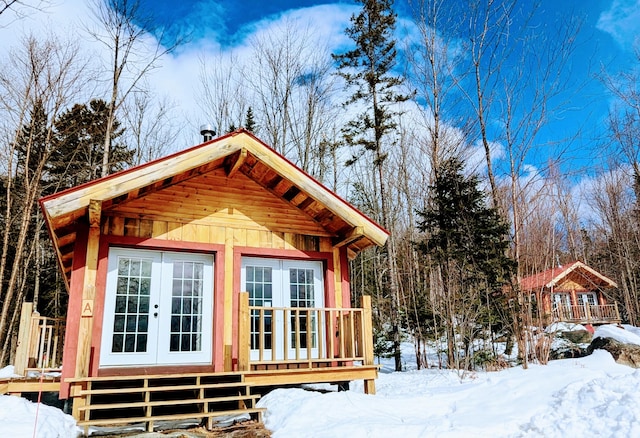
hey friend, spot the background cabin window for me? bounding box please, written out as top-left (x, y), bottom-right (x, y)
top-left (577, 292), bottom-right (597, 306)
top-left (101, 248), bottom-right (213, 367)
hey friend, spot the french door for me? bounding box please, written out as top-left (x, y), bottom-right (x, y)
top-left (577, 292), bottom-right (597, 307)
top-left (100, 248), bottom-right (213, 367)
top-left (552, 293), bottom-right (572, 319)
top-left (577, 292), bottom-right (598, 319)
top-left (241, 258), bottom-right (324, 361)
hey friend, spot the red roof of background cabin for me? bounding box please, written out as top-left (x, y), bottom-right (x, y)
top-left (520, 261), bottom-right (617, 291)
top-left (520, 262), bottom-right (581, 291)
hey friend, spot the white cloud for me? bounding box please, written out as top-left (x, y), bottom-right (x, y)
top-left (597, 0), bottom-right (640, 49)
top-left (573, 164), bottom-right (635, 227)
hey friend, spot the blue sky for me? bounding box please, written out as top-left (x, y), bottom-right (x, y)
top-left (1, 0), bottom-right (639, 211)
top-left (129, 0), bottom-right (637, 171)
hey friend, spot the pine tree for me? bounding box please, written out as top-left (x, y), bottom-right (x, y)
top-left (417, 157), bottom-right (515, 369)
top-left (245, 107), bottom-right (256, 133)
top-left (333, 0), bottom-right (411, 371)
top-left (48, 99), bottom-right (132, 191)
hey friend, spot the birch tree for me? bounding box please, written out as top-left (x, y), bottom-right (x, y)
top-left (0, 34), bottom-right (87, 365)
top-left (86, 0), bottom-right (177, 177)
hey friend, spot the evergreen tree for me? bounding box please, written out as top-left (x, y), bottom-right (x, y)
top-left (15, 100), bottom-right (49, 178)
top-left (48, 99), bottom-right (132, 191)
top-left (245, 107), bottom-right (256, 133)
top-left (417, 157), bottom-right (515, 369)
top-left (333, 0), bottom-right (411, 371)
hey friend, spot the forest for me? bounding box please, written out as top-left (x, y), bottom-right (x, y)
top-left (1, 0), bottom-right (639, 373)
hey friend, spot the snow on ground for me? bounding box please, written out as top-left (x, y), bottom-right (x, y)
top-left (259, 334), bottom-right (640, 438)
top-left (0, 365), bottom-right (20, 378)
top-left (4, 325), bottom-right (640, 437)
top-left (595, 324), bottom-right (640, 346)
top-left (0, 393), bottom-right (80, 437)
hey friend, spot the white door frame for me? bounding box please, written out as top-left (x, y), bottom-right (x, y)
top-left (100, 248), bottom-right (213, 367)
top-left (241, 257), bottom-right (324, 361)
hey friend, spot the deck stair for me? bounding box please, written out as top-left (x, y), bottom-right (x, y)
top-left (68, 372), bottom-right (264, 435)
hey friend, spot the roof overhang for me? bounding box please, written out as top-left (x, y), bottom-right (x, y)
top-left (40, 129), bottom-right (389, 289)
top-left (545, 261), bottom-right (618, 289)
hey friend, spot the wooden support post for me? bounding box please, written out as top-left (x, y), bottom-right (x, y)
top-left (226, 148), bottom-right (248, 178)
top-left (238, 292), bottom-right (250, 372)
top-left (361, 296), bottom-right (373, 366)
top-left (615, 302), bottom-right (620, 322)
top-left (74, 200), bottom-right (101, 381)
top-left (361, 295), bottom-right (376, 395)
top-left (224, 227), bottom-right (234, 371)
top-left (14, 302), bottom-right (34, 376)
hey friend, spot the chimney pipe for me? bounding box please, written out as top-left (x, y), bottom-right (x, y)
top-left (200, 124), bottom-right (216, 142)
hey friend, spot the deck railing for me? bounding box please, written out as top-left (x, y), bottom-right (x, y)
top-left (14, 302), bottom-right (65, 375)
top-left (237, 293), bottom-right (374, 370)
top-left (551, 303), bottom-right (620, 324)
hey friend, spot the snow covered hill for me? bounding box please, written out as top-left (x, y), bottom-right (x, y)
top-left (3, 324), bottom-right (640, 437)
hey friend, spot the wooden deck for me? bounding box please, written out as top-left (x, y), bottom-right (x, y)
top-left (66, 372), bottom-right (265, 435)
top-left (11, 295), bottom-right (377, 434)
top-left (65, 365), bottom-right (377, 435)
top-left (551, 303), bottom-right (621, 325)
top-left (0, 376), bottom-right (61, 396)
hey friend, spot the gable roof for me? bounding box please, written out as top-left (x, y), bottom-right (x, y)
top-left (40, 129), bottom-right (389, 288)
top-left (520, 261), bottom-right (618, 292)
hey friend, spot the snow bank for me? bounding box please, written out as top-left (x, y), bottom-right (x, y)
top-left (259, 350), bottom-right (638, 437)
top-left (594, 324), bottom-right (640, 346)
top-left (0, 365), bottom-right (20, 378)
top-left (0, 395), bottom-right (80, 438)
top-left (3, 335), bottom-right (640, 437)
top-left (545, 322), bottom-right (587, 333)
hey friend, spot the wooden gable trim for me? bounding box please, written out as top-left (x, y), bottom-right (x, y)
top-left (41, 142), bottom-right (243, 226)
top-left (546, 261), bottom-right (617, 289)
top-left (332, 226), bottom-right (365, 248)
top-left (237, 142), bottom-right (388, 248)
top-left (225, 148), bottom-right (248, 178)
top-left (40, 130), bottom-right (389, 291)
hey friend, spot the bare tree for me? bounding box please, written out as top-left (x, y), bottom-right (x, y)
top-left (197, 51), bottom-right (248, 136)
top-left (86, 0), bottom-right (178, 177)
top-left (0, 34), bottom-right (88, 365)
top-left (602, 48), bottom-right (640, 200)
top-left (122, 89), bottom-right (181, 165)
top-left (245, 18), bottom-right (305, 156)
top-left (587, 166), bottom-right (640, 325)
top-left (0, 0), bottom-right (48, 26)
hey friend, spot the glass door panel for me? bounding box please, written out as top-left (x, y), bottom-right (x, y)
top-left (101, 249), bottom-right (161, 366)
top-left (242, 258), bottom-right (324, 361)
top-left (158, 252), bottom-right (213, 364)
top-left (101, 248), bottom-right (213, 367)
top-left (242, 259), bottom-right (280, 361)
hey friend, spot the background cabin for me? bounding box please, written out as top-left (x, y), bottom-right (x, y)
top-left (25, 129), bottom-right (388, 432)
top-left (520, 261), bottom-right (620, 327)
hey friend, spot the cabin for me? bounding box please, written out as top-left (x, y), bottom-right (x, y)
top-left (520, 261), bottom-right (621, 327)
top-left (20, 129), bottom-right (388, 432)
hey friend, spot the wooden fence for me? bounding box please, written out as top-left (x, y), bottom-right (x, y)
top-left (237, 294), bottom-right (374, 371)
top-left (551, 303), bottom-right (621, 324)
top-left (14, 302), bottom-right (65, 375)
